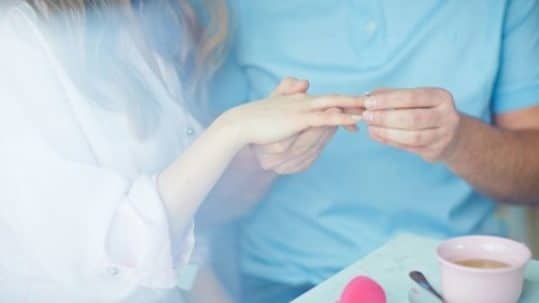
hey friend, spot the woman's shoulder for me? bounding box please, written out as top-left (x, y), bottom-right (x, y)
top-left (0, 1), bottom-right (75, 122)
top-left (0, 2), bottom-right (95, 164)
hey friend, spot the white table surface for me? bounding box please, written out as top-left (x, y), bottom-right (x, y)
top-left (292, 234), bottom-right (539, 303)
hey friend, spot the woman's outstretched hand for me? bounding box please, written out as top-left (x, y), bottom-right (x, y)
top-left (253, 78), bottom-right (360, 174)
top-left (216, 85), bottom-right (363, 148)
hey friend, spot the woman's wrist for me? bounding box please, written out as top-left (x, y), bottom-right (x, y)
top-left (211, 109), bottom-right (250, 148)
top-left (157, 111), bottom-right (248, 221)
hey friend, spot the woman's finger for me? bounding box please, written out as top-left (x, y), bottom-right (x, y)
top-left (258, 135), bottom-right (298, 154)
top-left (363, 107), bottom-right (442, 130)
top-left (368, 126), bottom-right (442, 147)
top-left (306, 111), bottom-right (362, 127)
top-left (310, 95), bottom-right (365, 110)
top-left (342, 107), bottom-right (365, 115)
top-left (343, 125), bottom-right (358, 132)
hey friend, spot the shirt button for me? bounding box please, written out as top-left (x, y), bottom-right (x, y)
top-left (185, 127), bottom-right (195, 136)
top-left (107, 266), bottom-right (119, 276)
top-left (363, 20), bottom-right (378, 35)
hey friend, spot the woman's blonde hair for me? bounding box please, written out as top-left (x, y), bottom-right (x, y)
top-left (26, 0), bottom-right (228, 137)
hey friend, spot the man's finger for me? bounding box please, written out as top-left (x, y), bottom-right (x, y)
top-left (257, 136), bottom-right (320, 172)
top-left (368, 88), bottom-right (393, 96)
top-left (257, 135), bottom-right (297, 154)
top-left (370, 130), bottom-right (427, 153)
top-left (364, 88), bottom-right (443, 110)
top-left (363, 108), bottom-right (442, 130)
top-left (315, 108), bottom-right (357, 132)
top-left (290, 126), bottom-right (336, 156)
top-left (271, 77), bottom-right (310, 96)
top-left (369, 131), bottom-right (443, 162)
top-left (273, 147), bottom-right (320, 175)
top-left (341, 108), bottom-right (364, 132)
top-left (368, 126), bottom-right (442, 147)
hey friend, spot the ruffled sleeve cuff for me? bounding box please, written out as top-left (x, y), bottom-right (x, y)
top-left (104, 175), bottom-right (195, 289)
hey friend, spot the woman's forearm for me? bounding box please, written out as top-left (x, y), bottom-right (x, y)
top-left (157, 115), bottom-right (244, 234)
top-left (157, 92), bottom-right (363, 232)
top-left (196, 147), bottom-right (278, 228)
top-left (186, 264), bottom-right (234, 303)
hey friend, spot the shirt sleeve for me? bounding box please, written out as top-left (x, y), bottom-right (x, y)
top-left (106, 176), bottom-right (195, 289)
top-left (492, 0), bottom-right (539, 114)
top-left (0, 4), bottom-right (193, 301)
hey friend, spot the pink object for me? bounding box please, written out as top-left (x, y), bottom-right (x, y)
top-left (339, 276), bottom-right (386, 303)
top-left (437, 235), bottom-right (532, 303)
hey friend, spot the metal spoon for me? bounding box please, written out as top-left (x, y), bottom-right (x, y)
top-left (409, 271), bottom-right (446, 302)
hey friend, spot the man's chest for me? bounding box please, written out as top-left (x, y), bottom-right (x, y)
top-left (232, 0), bottom-right (507, 117)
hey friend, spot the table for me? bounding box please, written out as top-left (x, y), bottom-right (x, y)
top-left (292, 234), bottom-right (539, 303)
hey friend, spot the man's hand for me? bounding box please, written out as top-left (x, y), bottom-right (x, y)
top-left (362, 87), bottom-right (539, 205)
top-left (362, 88), bottom-right (461, 162)
top-left (254, 77), bottom-right (355, 174)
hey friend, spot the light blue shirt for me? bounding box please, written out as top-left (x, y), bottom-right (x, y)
top-left (212, 0), bottom-right (539, 285)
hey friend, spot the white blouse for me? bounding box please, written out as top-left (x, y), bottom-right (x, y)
top-left (0, 2), bottom-right (202, 302)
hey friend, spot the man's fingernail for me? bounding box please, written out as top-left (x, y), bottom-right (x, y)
top-left (363, 111), bottom-right (374, 122)
top-left (352, 115), bottom-right (363, 121)
top-left (364, 97), bottom-right (377, 109)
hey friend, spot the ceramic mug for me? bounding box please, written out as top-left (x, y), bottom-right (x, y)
top-left (437, 235), bottom-right (531, 303)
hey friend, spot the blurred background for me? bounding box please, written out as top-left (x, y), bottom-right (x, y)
top-left (502, 206), bottom-right (539, 257)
